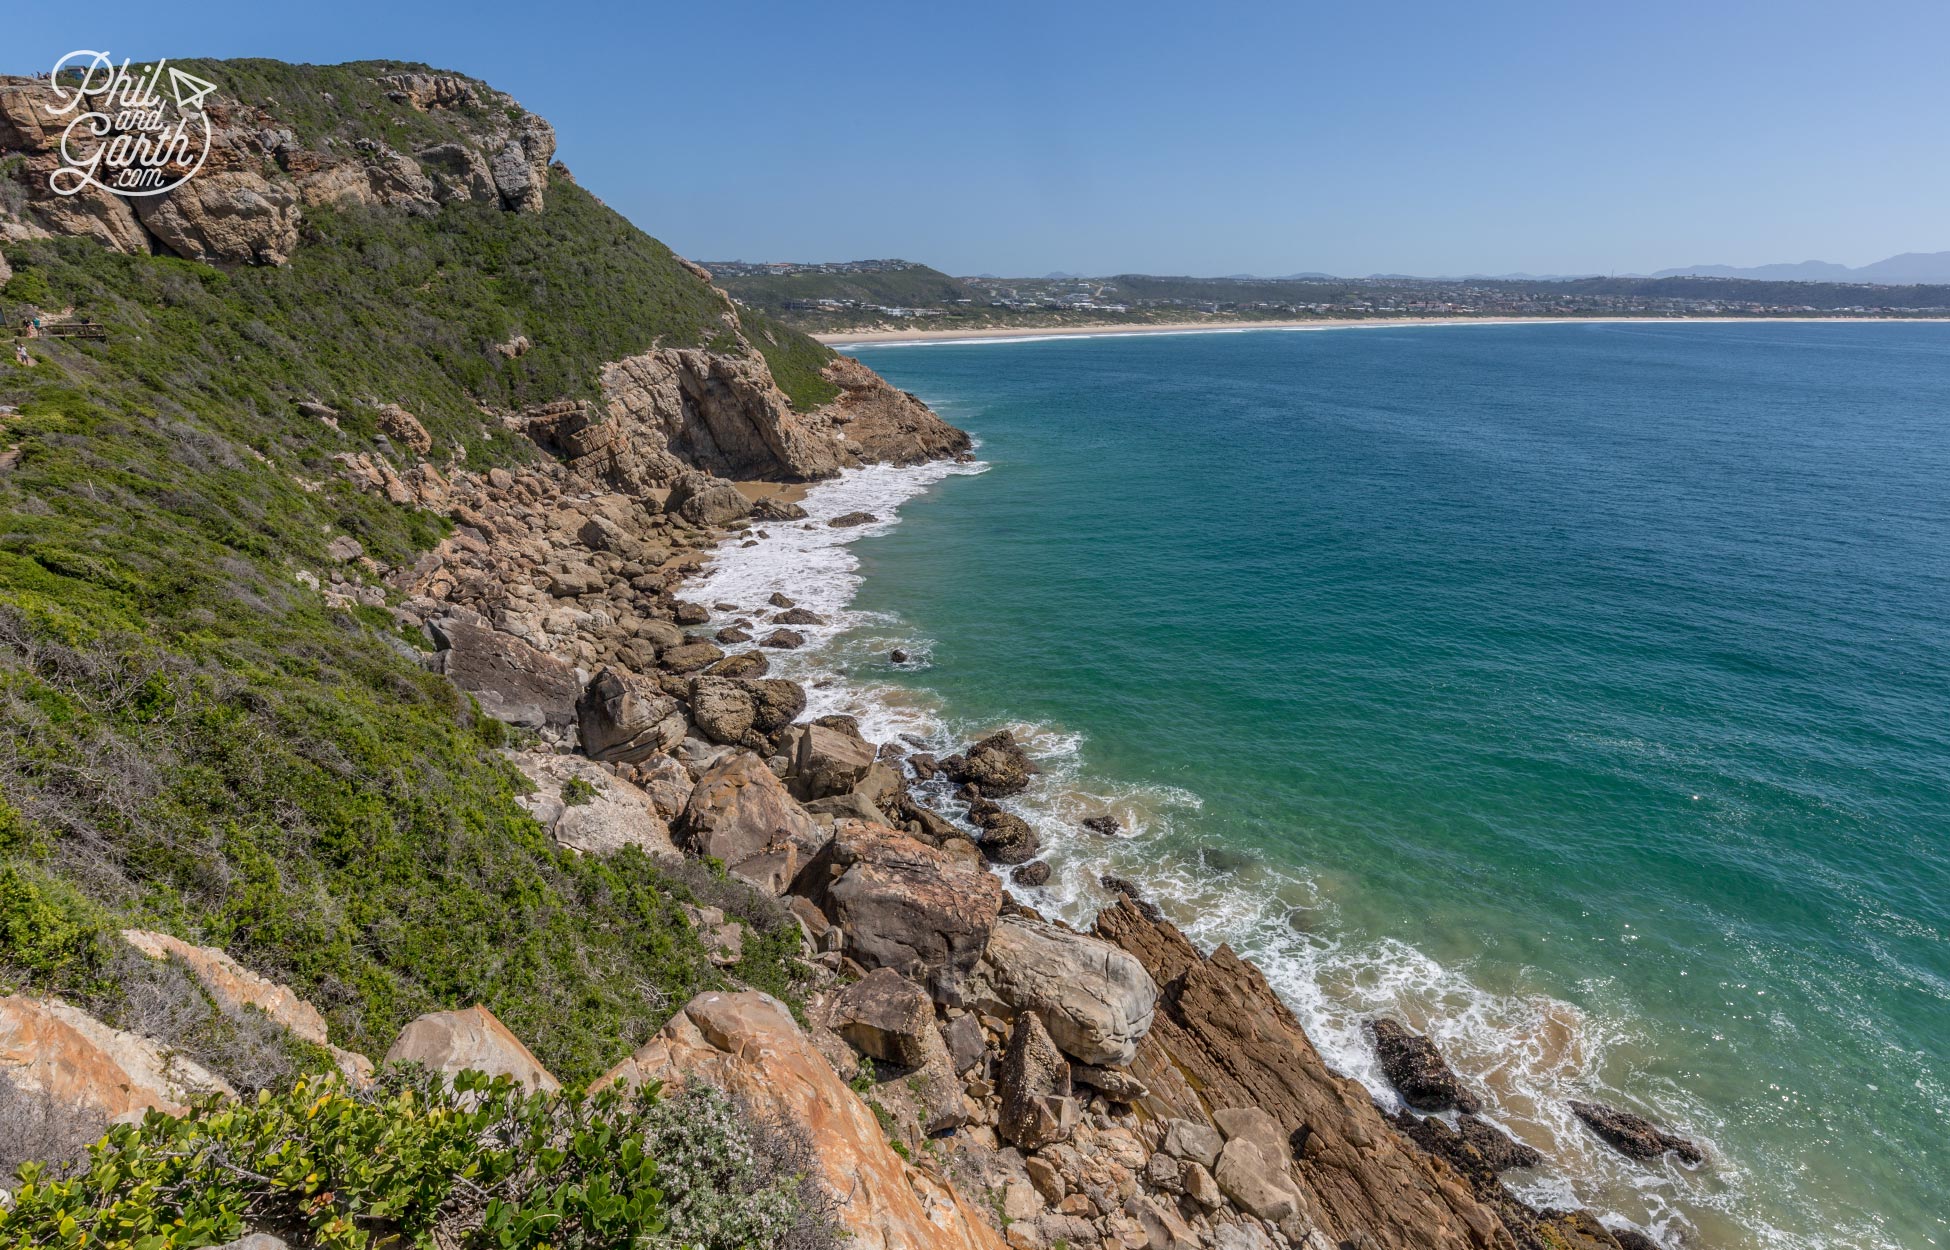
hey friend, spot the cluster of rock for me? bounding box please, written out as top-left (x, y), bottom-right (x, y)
top-left (0, 69), bottom-right (553, 264)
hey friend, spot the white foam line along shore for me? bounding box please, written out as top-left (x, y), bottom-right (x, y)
top-left (687, 452), bottom-right (1831, 1250)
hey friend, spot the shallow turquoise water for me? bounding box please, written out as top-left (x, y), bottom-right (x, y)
top-left (836, 323), bottom-right (1948, 1249)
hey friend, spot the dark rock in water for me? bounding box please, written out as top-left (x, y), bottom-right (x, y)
top-left (1366, 1018), bottom-right (1481, 1113)
top-left (761, 629), bottom-right (805, 649)
top-left (890, 648), bottom-right (911, 663)
top-left (1012, 860), bottom-right (1052, 887)
top-left (828, 511), bottom-right (878, 528)
top-left (712, 602), bottom-right (738, 612)
top-left (774, 607), bottom-right (826, 626)
top-left (940, 730), bottom-right (1036, 797)
top-left (673, 600), bottom-right (710, 626)
top-left (1569, 1100), bottom-right (1703, 1165)
top-left (1608, 1229), bottom-right (1660, 1250)
top-left (768, 592), bottom-right (795, 608)
top-left (813, 714), bottom-right (863, 739)
top-left (908, 752), bottom-right (938, 781)
top-left (1198, 844), bottom-right (1257, 873)
top-left (1099, 875), bottom-right (1163, 923)
top-left (715, 625), bottom-right (752, 644)
top-left (1080, 814), bottom-right (1121, 837)
top-left (978, 812), bottom-right (1040, 865)
top-left (877, 741), bottom-right (906, 761)
top-left (1388, 1108), bottom-right (1542, 1175)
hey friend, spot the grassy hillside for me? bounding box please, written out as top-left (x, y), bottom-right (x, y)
top-left (0, 136), bottom-right (821, 1083)
top-left (711, 262), bottom-right (978, 314)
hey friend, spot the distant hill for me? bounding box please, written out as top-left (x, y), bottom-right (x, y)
top-left (1654, 251), bottom-right (1950, 285)
top-left (710, 261), bottom-right (980, 314)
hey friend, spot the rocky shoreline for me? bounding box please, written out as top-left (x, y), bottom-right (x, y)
top-left (0, 61), bottom-right (1703, 1250)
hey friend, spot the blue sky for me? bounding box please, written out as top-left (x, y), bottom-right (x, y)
top-left (9, 0), bottom-right (1946, 277)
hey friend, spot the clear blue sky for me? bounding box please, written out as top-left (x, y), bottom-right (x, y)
top-left (10, 0), bottom-right (1947, 277)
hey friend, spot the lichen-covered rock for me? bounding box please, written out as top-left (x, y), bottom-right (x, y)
top-left (383, 1005), bottom-right (558, 1092)
top-left (509, 748), bottom-right (677, 859)
top-left (982, 914), bottom-right (1157, 1067)
top-left (594, 991), bottom-right (1005, 1250)
top-left (795, 820), bottom-right (1002, 1004)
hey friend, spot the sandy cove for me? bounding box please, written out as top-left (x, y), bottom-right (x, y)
top-left (817, 314), bottom-right (1950, 346)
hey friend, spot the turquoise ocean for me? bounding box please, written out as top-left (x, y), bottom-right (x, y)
top-left (690, 322), bottom-right (1949, 1250)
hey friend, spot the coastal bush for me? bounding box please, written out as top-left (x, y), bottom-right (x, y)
top-left (0, 1072), bottom-right (838, 1250)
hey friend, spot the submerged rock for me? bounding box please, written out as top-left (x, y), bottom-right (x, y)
top-left (828, 511), bottom-right (878, 528)
top-left (1569, 1099), bottom-right (1704, 1164)
top-left (1366, 1017), bottom-right (1481, 1113)
top-left (939, 730), bottom-right (1035, 797)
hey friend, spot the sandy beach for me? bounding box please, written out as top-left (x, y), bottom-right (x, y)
top-left (816, 315), bottom-right (1950, 346)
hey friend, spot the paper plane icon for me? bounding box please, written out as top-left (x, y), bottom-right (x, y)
top-left (166, 66), bottom-right (218, 111)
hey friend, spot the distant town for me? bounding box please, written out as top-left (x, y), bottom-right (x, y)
top-left (701, 261), bottom-right (1950, 333)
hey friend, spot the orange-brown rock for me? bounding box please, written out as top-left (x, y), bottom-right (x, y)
top-left (1093, 898), bottom-right (1514, 1250)
top-left (595, 991), bottom-right (1005, 1250)
top-left (0, 995), bottom-right (234, 1121)
top-left (383, 1004), bottom-right (559, 1092)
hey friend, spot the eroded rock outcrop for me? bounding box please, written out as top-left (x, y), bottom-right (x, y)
top-left (594, 991), bottom-right (1006, 1250)
top-left (1094, 898), bottom-right (1515, 1250)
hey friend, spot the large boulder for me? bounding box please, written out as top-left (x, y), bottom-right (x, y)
top-left (593, 992), bottom-right (1004, 1250)
top-left (676, 751), bottom-right (820, 894)
top-left (0, 995), bottom-right (234, 1121)
top-left (429, 616), bottom-right (580, 730)
top-left (996, 1009), bottom-right (1077, 1151)
top-left (1366, 1018), bottom-right (1481, 1113)
top-left (939, 730), bottom-right (1035, 797)
top-left (981, 914), bottom-right (1158, 1067)
top-left (509, 749), bottom-right (678, 859)
top-left (825, 968), bottom-right (965, 1134)
top-left (383, 1005), bottom-right (558, 1092)
top-left (788, 723), bottom-right (878, 799)
top-left (795, 821), bottom-right (1001, 1005)
top-left (664, 472), bottom-right (752, 528)
top-left (685, 676), bottom-right (804, 748)
top-left (577, 668), bottom-right (684, 763)
top-left (133, 170), bottom-right (302, 265)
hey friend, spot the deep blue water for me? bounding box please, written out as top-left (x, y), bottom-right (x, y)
top-left (831, 323), bottom-right (1949, 1250)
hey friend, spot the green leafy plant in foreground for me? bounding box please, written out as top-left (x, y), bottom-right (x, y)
top-left (0, 1072), bottom-right (838, 1250)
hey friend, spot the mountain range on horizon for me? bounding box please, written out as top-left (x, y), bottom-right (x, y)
top-left (1003, 251), bottom-right (1950, 286)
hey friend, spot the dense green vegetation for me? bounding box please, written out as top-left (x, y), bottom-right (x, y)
top-left (710, 262), bottom-right (977, 316)
top-left (0, 1071), bottom-right (837, 1250)
top-left (0, 95), bottom-right (829, 1083)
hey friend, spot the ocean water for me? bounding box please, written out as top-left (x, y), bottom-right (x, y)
top-left (690, 322), bottom-right (1950, 1250)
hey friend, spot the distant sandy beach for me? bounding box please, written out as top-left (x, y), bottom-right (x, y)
top-left (816, 315), bottom-right (1950, 346)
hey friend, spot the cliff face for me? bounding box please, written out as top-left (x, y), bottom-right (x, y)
top-left (0, 59), bottom-right (963, 486)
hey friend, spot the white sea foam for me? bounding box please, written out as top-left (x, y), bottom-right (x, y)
top-left (683, 457), bottom-right (1891, 1250)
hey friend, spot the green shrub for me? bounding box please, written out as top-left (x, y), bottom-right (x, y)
top-left (0, 1072), bottom-right (838, 1250)
top-left (559, 776), bottom-right (597, 807)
